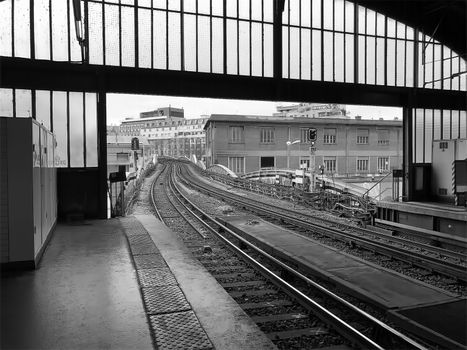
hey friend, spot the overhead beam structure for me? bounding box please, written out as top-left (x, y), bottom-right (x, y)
top-left (2, 57), bottom-right (466, 111)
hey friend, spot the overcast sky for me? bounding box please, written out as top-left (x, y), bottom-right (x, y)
top-left (106, 93), bottom-right (402, 125)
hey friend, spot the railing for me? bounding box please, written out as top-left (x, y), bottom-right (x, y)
top-left (201, 168), bottom-right (377, 223)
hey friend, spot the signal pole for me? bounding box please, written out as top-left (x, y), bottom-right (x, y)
top-left (308, 128), bottom-right (317, 192)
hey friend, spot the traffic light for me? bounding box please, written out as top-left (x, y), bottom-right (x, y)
top-left (319, 165), bottom-right (325, 175)
top-left (308, 128), bottom-right (317, 142)
top-left (131, 137), bottom-right (140, 150)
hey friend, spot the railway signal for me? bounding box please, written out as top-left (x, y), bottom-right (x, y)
top-left (308, 128), bottom-right (317, 192)
top-left (131, 137), bottom-right (140, 150)
top-left (308, 128), bottom-right (317, 142)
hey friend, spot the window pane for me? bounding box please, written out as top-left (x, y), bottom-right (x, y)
top-left (168, 12), bottom-right (181, 70)
top-left (198, 16), bottom-right (211, 73)
top-left (36, 90), bottom-right (51, 130)
top-left (212, 18), bottom-right (224, 74)
top-left (69, 1), bottom-right (82, 62)
top-left (251, 22), bottom-right (262, 76)
top-left (14, 0), bottom-right (30, 58)
top-left (53, 91), bottom-right (68, 167)
top-left (105, 4), bottom-right (119, 66)
top-left (121, 6), bottom-right (135, 67)
top-left (227, 19), bottom-right (238, 74)
top-left (52, 0), bottom-right (68, 61)
top-left (323, 31), bottom-right (333, 81)
top-left (301, 28), bottom-right (311, 80)
top-left (69, 92), bottom-right (84, 167)
top-left (0, 89), bottom-right (14, 117)
top-left (138, 8), bottom-right (152, 68)
top-left (89, 2), bottom-right (103, 64)
top-left (154, 11), bottom-right (167, 69)
top-left (16, 89), bottom-right (32, 118)
top-left (86, 93), bottom-right (98, 167)
top-left (0, 0), bottom-right (12, 56)
top-left (35, 0), bottom-right (51, 60)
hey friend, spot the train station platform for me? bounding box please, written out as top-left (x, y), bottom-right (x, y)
top-left (376, 200), bottom-right (467, 238)
top-left (1, 217), bottom-right (275, 350)
top-left (216, 215), bottom-right (467, 349)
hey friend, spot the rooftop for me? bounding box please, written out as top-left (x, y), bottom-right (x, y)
top-left (205, 114), bottom-right (402, 129)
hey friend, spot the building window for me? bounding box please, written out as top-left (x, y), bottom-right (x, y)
top-left (377, 129), bottom-right (389, 145)
top-left (260, 127), bottom-right (275, 143)
top-left (323, 157), bottom-right (336, 172)
top-left (357, 157), bottom-right (369, 172)
top-left (299, 158), bottom-right (310, 170)
top-left (260, 156), bottom-right (275, 168)
top-left (377, 157), bottom-right (389, 172)
top-left (229, 126), bottom-right (244, 143)
top-left (229, 157), bottom-right (244, 174)
top-left (300, 128), bottom-right (309, 143)
top-left (323, 128), bottom-right (336, 144)
top-left (357, 128), bottom-right (369, 144)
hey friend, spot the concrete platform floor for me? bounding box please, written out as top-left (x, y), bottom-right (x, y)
top-left (1, 220), bottom-right (153, 349)
top-left (1, 217), bottom-right (277, 350)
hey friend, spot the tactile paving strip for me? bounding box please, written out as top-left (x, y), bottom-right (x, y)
top-left (128, 235), bottom-right (155, 246)
top-left (142, 285), bottom-right (191, 314)
top-left (149, 311), bottom-right (213, 350)
top-left (120, 218), bottom-right (148, 236)
top-left (129, 242), bottom-right (159, 255)
top-left (133, 254), bottom-right (167, 270)
top-left (128, 234), bottom-right (155, 246)
top-left (137, 268), bottom-right (178, 287)
top-left (120, 216), bottom-right (213, 349)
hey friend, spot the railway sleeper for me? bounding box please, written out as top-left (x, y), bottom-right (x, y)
top-left (266, 327), bottom-right (329, 341)
top-left (229, 289), bottom-right (277, 298)
top-left (251, 313), bottom-right (308, 324)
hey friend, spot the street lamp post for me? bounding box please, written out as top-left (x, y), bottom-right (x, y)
top-left (286, 139), bottom-right (301, 169)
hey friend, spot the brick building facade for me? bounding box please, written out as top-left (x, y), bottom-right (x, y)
top-left (204, 114), bottom-right (402, 176)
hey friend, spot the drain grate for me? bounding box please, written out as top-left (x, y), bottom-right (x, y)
top-left (137, 268), bottom-right (178, 287)
top-left (128, 234), bottom-right (154, 246)
top-left (130, 242), bottom-right (159, 255)
top-left (150, 310), bottom-right (213, 350)
top-left (142, 285), bottom-right (191, 315)
top-left (133, 254), bottom-right (167, 270)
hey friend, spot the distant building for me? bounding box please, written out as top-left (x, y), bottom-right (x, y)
top-left (140, 106), bottom-right (184, 119)
top-left (274, 103), bottom-right (348, 119)
top-left (106, 134), bottom-right (155, 178)
top-left (115, 107), bottom-right (208, 160)
top-left (119, 107), bottom-right (185, 136)
top-left (204, 114), bottom-right (402, 176)
top-left (141, 117), bottom-right (209, 160)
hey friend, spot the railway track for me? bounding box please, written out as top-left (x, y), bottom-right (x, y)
top-left (178, 162), bottom-right (467, 284)
top-left (374, 219), bottom-right (467, 254)
top-left (150, 160), bottom-right (428, 350)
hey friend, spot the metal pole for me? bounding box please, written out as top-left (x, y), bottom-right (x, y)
top-left (310, 147), bottom-right (315, 192)
top-left (120, 181), bottom-right (124, 216)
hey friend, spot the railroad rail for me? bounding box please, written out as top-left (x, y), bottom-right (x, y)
top-left (375, 219), bottom-right (467, 252)
top-left (178, 163), bottom-right (467, 284)
top-left (149, 160), bottom-right (429, 350)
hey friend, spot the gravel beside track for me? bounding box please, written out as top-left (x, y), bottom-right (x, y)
top-left (179, 164), bottom-right (467, 296)
top-left (126, 160), bottom-right (442, 349)
top-left (131, 162), bottom-right (355, 349)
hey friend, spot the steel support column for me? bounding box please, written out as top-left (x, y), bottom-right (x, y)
top-left (273, 0), bottom-right (284, 79)
top-left (97, 91), bottom-right (108, 219)
top-left (402, 106), bottom-right (414, 201)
